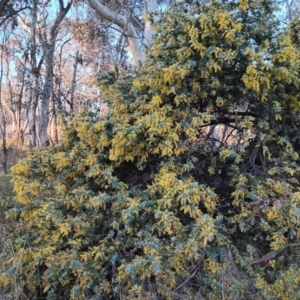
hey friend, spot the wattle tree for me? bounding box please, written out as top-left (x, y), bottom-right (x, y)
top-left (2, 0), bottom-right (300, 299)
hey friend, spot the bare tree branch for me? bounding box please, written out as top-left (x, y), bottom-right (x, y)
top-left (88, 0), bottom-right (144, 63)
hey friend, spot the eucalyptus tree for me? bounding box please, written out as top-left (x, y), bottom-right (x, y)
top-left (2, 33), bottom-right (30, 148)
top-left (18, 0), bottom-right (73, 147)
top-left (87, 0), bottom-right (171, 64)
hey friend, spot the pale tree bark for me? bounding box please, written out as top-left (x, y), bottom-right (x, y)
top-left (13, 81), bottom-right (25, 147)
top-left (68, 50), bottom-right (81, 112)
top-left (24, 0), bottom-right (41, 148)
top-left (18, 0), bottom-right (72, 147)
top-left (49, 100), bottom-right (58, 144)
top-left (38, 0), bottom-right (73, 146)
top-left (55, 38), bottom-right (70, 111)
top-left (144, 0), bottom-right (158, 47)
top-left (87, 0), bottom-right (162, 64)
top-left (48, 38), bottom-right (70, 143)
top-left (88, 0), bottom-right (145, 63)
top-left (286, 0), bottom-right (293, 21)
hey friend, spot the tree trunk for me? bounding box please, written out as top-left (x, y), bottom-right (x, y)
top-left (29, 105), bottom-right (37, 148)
top-left (19, 0), bottom-right (72, 147)
top-left (39, 44), bottom-right (55, 146)
top-left (285, 0), bottom-right (292, 21)
top-left (0, 30), bottom-right (8, 173)
top-left (87, 0), bottom-right (166, 63)
top-left (28, 72), bottom-right (39, 148)
top-left (37, 0), bottom-right (72, 147)
top-left (0, 129), bottom-right (8, 174)
top-left (68, 50), bottom-right (80, 112)
top-left (144, 0), bottom-right (158, 47)
top-left (0, 89), bottom-right (8, 174)
top-left (13, 112), bottom-right (24, 148)
top-left (49, 98), bottom-right (58, 144)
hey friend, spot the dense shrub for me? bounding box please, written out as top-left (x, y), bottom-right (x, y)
top-left (2, 0), bottom-right (300, 299)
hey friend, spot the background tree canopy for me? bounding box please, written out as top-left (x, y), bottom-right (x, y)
top-left (2, 0), bottom-right (300, 299)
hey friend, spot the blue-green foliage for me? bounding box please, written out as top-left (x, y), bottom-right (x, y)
top-left (2, 0), bottom-right (300, 299)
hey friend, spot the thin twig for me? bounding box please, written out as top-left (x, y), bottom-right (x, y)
top-left (174, 257), bottom-right (204, 292)
top-left (250, 242), bottom-right (300, 265)
top-left (227, 249), bottom-right (241, 281)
